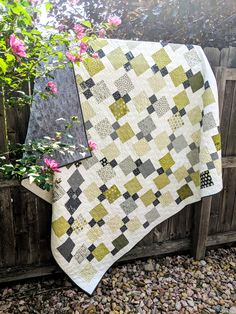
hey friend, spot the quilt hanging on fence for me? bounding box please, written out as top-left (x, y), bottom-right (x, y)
top-left (24, 39), bottom-right (223, 294)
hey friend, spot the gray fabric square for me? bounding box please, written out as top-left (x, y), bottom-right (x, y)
top-left (172, 135), bottom-right (188, 153)
top-left (119, 156), bottom-right (136, 176)
top-left (153, 96), bottom-right (170, 117)
top-left (145, 208), bottom-right (160, 224)
top-left (91, 80), bottom-right (110, 103)
top-left (138, 116), bottom-right (156, 136)
top-left (207, 161), bottom-right (215, 170)
top-left (95, 118), bottom-right (113, 139)
top-left (57, 238), bottom-right (75, 262)
top-left (67, 169), bottom-right (84, 190)
top-left (97, 164), bottom-right (116, 182)
top-left (74, 244), bottom-right (89, 264)
top-left (139, 159), bottom-right (155, 178)
top-left (82, 155), bottom-right (98, 170)
top-left (187, 148), bottom-right (199, 166)
top-left (202, 112), bottom-right (216, 132)
top-left (120, 198), bottom-right (138, 215)
top-left (114, 73), bottom-right (134, 96)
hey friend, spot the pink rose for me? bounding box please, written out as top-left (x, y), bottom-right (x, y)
top-left (98, 28), bottom-right (106, 38)
top-left (43, 158), bottom-right (61, 172)
top-left (66, 52), bottom-right (83, 62)
top-left (88, 139), bottom-right (97, 151)
top-left (92, 52), bottom-right (99, 59)
top-left (9, 34), bottom-right (27, 58)
top-left (66, 52), bottom-right (78, 62)
top-left (47, 81), bottom-right (58, 94)
top-left (80, 42), bottom-right (88, 54)
top-left (74, 24), bottom-right (85, 39)
top-left (107, 15), bottom-right (122, 27)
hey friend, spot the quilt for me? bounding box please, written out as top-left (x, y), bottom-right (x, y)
top-left (24, 39), bottom-right (223, 294)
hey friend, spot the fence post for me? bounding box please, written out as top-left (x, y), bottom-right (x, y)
top-left (192, 196), bottom-right (212, 259)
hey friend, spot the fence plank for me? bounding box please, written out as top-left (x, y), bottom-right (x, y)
top-left (192, 197), bottom-right (212, 260)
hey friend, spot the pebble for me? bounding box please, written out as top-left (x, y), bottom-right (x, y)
top-left (0, 247), bottom-right (235, 314)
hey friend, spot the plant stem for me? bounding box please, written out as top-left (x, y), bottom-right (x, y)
top-left (0, 86), bottom-right (9, 157)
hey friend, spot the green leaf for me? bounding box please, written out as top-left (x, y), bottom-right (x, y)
top-left (0, 58), bottom-right (7, 74)
top-left (45, 2), bottom-right (53, 11)
top-left (81, 20), bottom-right (92, 28)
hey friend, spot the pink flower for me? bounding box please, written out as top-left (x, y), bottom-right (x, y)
top-left (9, 34), bottom-right (27, 58)
top-left (98, 28), bottom-right (106, 38)
top-left (88, 139), bottom-right (97, 151)
top-left (66, 52), bottom-right (78, 62)
top-left (74, 24), bottom-right (85, 39)
top-left (107, 15), bottom-right (122, 27)
top-left (92, 52), bottom-right (99, 59)
top-left (43, 158), bottom-right (61, 172)
top-left (80, 42), bottom-right (88, 54)
top-left (47, 81), bottom-right (58, 94)
top-left (66, 52), bottom-right (83, 62)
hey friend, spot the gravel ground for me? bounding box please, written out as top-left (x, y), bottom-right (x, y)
top-left (0, 247), bottom-right (235, 314)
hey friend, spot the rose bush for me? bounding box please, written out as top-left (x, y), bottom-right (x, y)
top-left (0, 0), bottom-right (120, 190)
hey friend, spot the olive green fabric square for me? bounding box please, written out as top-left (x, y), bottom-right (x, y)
top-left (103, 185), bottom-right (121, 203)
top-left (92, 243), bottom-right (109, 261)
top-left (116, 122), bottom-right (135, 143)
top-left (124, 177), bottom-right (142, 195)
top-left (174, 166), bottom-right (188, 182)
top-left (90, 39), bottom-right (108, 51)
top-left (52, 216), bottom-right (70, 237)
top-left (159, 152), bottom-right (175, 171)
top-left (107, 47), bottom-right (127, 70)
top-left (101, 142), bottom-right (120, 161)
top-left (169, 66), bottom-right (187, 87)
top-left (153, 173), bottom-right (170, 189)
top-left (127, 217), bottom-right (142, 232)
top-left (90, 204), bottom-right (108, 222)
top-left (152, 48), bottom-right (171, 69)
top-left (83, 57), bottom-right (105, 77)
top-left (190, 171), bottom-right (200, 187)
top-left (84, 182), bottom-right (101, 202)
top-left (133, 91), bottom-right (150, 112)
top-left (177, 184), bottom-right (193, 200)
top-left (140, 190), bottom-right (156, 206)
top-left (188, 106), bottom-right (202, 125)
top-left (133, 138), bottom-right (151, 157)
top-left (109, 98), bottom-right (129, 120)
top-left (112, 234), bottom-right (129, 251)
top-left (130, 54), bottom-right (149, 76)
top-left (154, 131), bottom-right (170, 150)
top-left (173, 90), bottom-right (189, 110)
top-left (189, 71), bottom-right (204, 92)
top-left (212, 133), bottom-right (221, 151)
top-left (148, 72), bottom-right (166, 92)
top-left (202, 88), bottom-right (215, 107)
top-left (159, 191), bottom-right (173, 207)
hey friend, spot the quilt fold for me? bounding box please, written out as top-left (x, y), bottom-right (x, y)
top-left (24, 39), bottom-right (223, 294)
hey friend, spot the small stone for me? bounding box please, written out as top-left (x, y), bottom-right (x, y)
top-left (144, 263), bottom-right (154, 272)
top-left (229, 307), bottom-right (236, 314)
top-left (200, 260), bottom-right (207, 266)
top-left (187, 300), bottom-right (194, 307)
top-left (175, 301), bottom-right (182, 311)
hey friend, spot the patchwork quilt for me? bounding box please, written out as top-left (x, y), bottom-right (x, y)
top-left (24, 39), bottom-right (223, 294)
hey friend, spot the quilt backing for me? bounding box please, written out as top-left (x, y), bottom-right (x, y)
top-left (25, 39), bottom-right (223, 294)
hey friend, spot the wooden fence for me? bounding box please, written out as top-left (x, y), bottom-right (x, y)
top-left (0, 47), bottom-right (236, 283)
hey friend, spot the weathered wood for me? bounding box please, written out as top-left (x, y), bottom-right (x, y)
top-left (0, 47), bottom-right (236, 281)
top-left (192, 197), bottom-right (212, 260)
top-left (204, 47), bottom-right (220, 67)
